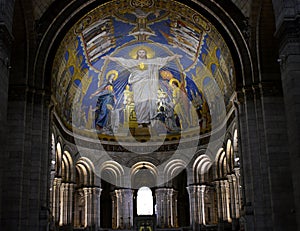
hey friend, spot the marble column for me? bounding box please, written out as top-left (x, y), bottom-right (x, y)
top-left (155, 188), bottom-right (177, 228)
top-left (92, 187), bottom-right (101, 229)
top-left (111, 192), bottom-right (117, 229)
top-left (275, 11), bottom-right (300, 228)
top-left (219, 180), bottom-right (231, 222)
top-left (214, 181), bottom-right (222, 221)
top-left (112, 189), bottom-right (134, 229)
top-left (59, 182), bottom-right (74, 226)
top-left (52, 177), bottom-right (62, 224)
top-left (200, 185), bottom-right (206, 225)
top-left (186, 185), bottom-right (202, 230)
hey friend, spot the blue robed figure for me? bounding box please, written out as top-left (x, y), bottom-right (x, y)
top-left (90, 70), bottom-right (118, 131)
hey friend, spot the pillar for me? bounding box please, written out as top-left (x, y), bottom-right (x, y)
top-left (187, 185), bottom-right (206, 230)
top-left (59, 182), bottom-right (74, 226)
top-left (52, 177), bottom-right (62, 224)
top-left (155, 188), bottom-right (177, 228)
top-left (275, 5), bottom-right (300, 228)
top-left (0, 2), bottom-right (14, 226)
top-left (112, 188), bottom-right (134, 229)
top-left (93, 187), bottom-right (101, 229)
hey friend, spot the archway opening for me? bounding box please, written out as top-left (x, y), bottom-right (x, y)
top-left (137, 186), bottom-right (153, 216)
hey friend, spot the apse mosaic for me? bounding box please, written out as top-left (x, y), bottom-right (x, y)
top-left (51, 0), bottom-right (235, 138)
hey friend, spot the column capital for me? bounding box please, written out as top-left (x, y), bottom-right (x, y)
top-left (92, 187), bottom-right (102, 195)
top-left (200, 185), bottom-right (206, 193)
top-left (155, 187), bottom-right (176, 195)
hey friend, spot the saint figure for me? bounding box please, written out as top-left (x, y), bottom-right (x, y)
top-left (89, 70), bottom-right (118, 132)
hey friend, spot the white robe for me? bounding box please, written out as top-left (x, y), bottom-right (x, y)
top-left (113, 57), bottom-right (171, 124)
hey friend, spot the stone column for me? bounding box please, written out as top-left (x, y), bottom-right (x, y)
top-left (83, 187), bottom-right (93, 226)
top-left (234, 168), bottom-right (242, 213)
top-left (172, 190), bottom-right (178, 227)
top-left (275, 10), bottom-right (300, 228)
top-left (67, 183), bottom-right (74, 224)
top-left (219, 180), bottom-right (231, 222)
top-left (155, 188), bottom-right (177, 228)
top-left (122, 189), bottom-right (134, 229)
top-left (155, 188), bottom-right (163, 228)
top-left (224, 180), bottom-right (231, 222)
top-left (59, 183), bottom-right (74, 226)
top-left (213, 181), bottom-right (222, 221)
top-left (186, 185), bottom-right (201, 230)
top-left (111, 192), bottom-right (117, 229)
top-left (200, 185), bottom-right (206, 225)
top-left (73, 189), bottom-right (83, 228)
top-left (79, 187), bottom-right (101, 229)
top-left (113, 189), bottom-right (134, 229)
top-left (0, 6), bottom-right (14, 227)
top-left (52, 177), bottom-right (62, 224)
top-left (227, 175), bottom-right (235, 219)
top-left (229, 173), bottom-right (241, 230)
top-left (92, 187), bottom-right (101, 229)
top-left (59, 183), bottom-right (67, 225)
top-left (237, 88), bottom-right (267, 230)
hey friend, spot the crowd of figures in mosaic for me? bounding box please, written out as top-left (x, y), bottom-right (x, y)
top-left (51, 0), bottom-right (235, 137)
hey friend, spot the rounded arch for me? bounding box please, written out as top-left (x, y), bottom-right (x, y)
top-left (233, 128), bottom-right (238, 152)
top-left (131, 162), bottom-right (158, 189)
top-left (62, 150), bottom-right (74, 182)
top-left (55, 141), bottom-right (62, 177)
top-left (232, 128), bottom-right (240, 167)
top-left (163, 159), bottom-right (187, 186)
top-left (99, 160), bottom-right (124, 186)
top-left (51, 133), bottom-right (56, 157)
top-left (193, 154), bottom-right (213, 184)
top-left (226, 138), bottom-right (234, 172)
top-left (214, 148), bottom-right (227, 179)
top-left (76, 157), bottom-right (96, 186)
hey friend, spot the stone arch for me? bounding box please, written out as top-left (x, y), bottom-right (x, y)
top-left (62, 150), bottom-right (74, 182)
top-left (55, 141), bottom-right (63, 177)
top-left (32, 0), bottom-right (253, 230)
top-left (76, 157), bottom-right (96, 187)
top-left (215, 148), bottom-right (227, 179)
top-left (131, 162), bottom-right (158, 189)
top-left (232, 128), bottom-right (240, 167)
top-left (163, 159), bottom-right (187, 187)
top-left (100, 160), bottom-right (124, 187)
top-left (226, 138), bottom-right (234, 173)
top-left (193, 154), bottom-right (213, 184)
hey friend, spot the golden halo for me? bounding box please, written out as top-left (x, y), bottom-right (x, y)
top-left (160, 70), bottom-right (173, 80)
top-left (169, 78), bottom-right (180, 87)
top-left (106, 70), bottom-right (118, 80)
top-left (129, 45), bottom-right (155, 59)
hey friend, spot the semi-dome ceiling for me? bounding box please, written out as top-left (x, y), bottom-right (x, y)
top-left (51, 0), bottom-right (235, 140)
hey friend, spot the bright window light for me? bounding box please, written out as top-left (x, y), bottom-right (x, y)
top-left (137, 187), bottom-right (153, 215)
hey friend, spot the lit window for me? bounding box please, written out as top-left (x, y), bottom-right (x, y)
top-left (137, 187), bottom-right (153, 215)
